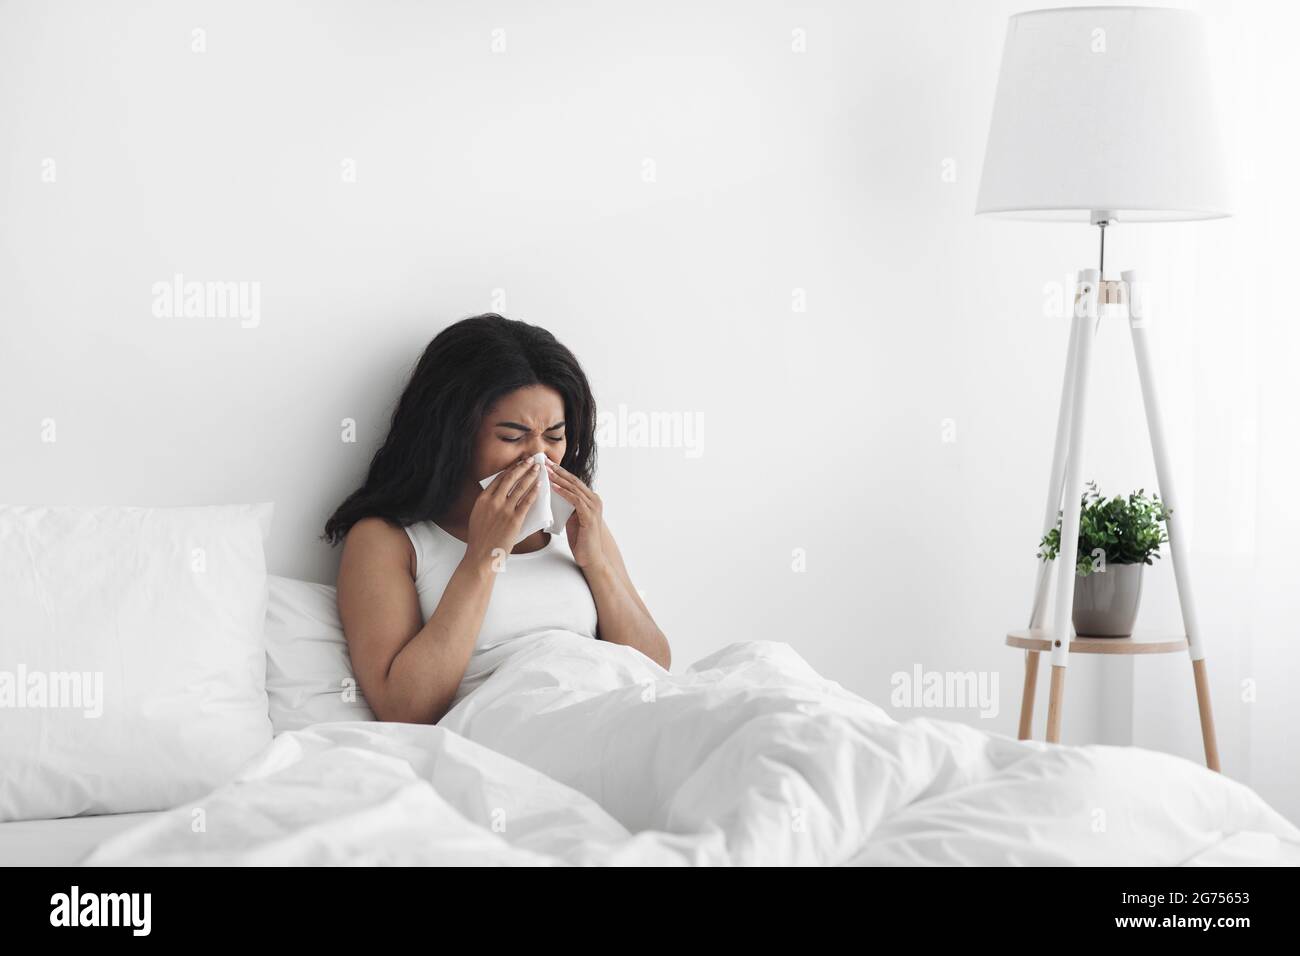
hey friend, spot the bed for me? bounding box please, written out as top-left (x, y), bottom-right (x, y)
top-left (3, 506), bottom-right (1297, 866)
top-left (3, 631), bottom-right (1294, 867)
top-left (0, 813), bottom-right (168, 867)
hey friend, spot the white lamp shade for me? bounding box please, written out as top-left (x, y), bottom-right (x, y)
top-left (976, 6), bottom-right (1229, 222)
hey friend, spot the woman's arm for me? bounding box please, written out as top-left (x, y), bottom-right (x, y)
top-left (585, 522), bottom-right (672, 670)
top-left (545, 459), bottom-right (671, 670)
top-left (337, 457), bottom-right (544, 723)
top-left (336, 518), bottom-right (497, 724)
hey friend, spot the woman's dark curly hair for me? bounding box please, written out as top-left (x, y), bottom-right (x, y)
top-left (323, 314), bottom-right (597, 544)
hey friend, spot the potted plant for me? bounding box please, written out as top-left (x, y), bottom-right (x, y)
top-left (1037, 481), bottom-right (1171, 637)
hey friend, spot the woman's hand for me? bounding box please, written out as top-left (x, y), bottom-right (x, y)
top-left (545, 459), bottom-right (608, 572)
top-left (466, 457), bottom-right (541, 564)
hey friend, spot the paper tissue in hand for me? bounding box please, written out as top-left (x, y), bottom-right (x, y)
top-left (478, 452), bottom-right (576, 546)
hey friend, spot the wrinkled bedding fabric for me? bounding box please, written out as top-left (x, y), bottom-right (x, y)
top-left (85, 632), bottom-right (1300, 866)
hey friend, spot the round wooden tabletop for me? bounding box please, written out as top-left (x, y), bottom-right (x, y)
top-left (1006, 629), bottom-right (1188, 655)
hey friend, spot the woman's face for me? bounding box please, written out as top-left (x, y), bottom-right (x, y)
top-left (470, 384), bottom-right (568, 483)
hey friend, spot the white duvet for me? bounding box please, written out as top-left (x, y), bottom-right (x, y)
top-left (84, 632), bottom-right (1300, 866)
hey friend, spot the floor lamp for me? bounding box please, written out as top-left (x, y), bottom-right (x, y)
top-left (975, 6), bottom-right (1228, 770)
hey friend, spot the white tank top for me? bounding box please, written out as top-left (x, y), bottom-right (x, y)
top-left (402, 521), bottom-right (599, 709)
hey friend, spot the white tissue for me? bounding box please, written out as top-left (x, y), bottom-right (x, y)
top-left (477, 452), bottom-right (576, 546)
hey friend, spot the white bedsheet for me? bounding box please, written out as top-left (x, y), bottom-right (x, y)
top-left (0, 812), bottom-right (167, 866)
top-left (84, 632), bottom-right (1300, 866)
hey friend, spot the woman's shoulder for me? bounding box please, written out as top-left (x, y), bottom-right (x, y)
top-left (341, 517), bottom-right (418, 577)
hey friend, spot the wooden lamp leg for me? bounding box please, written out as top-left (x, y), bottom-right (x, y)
top-left (1192, 658), bottom-right (1221, 772)
top-left (1023, 289), bottom-right (1084, 747)
top-left (1125, 270), bottom-right (1220, 772)
top-left (1045, 270), bottom-right (1100, 744)
top-left (1046, 664), bottom-right (1066, 743)
top-left (1019, 650), bottom-right (1040, 740)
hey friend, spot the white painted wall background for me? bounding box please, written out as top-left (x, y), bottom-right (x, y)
top-left (2, 1), bottom-right (1296, 821)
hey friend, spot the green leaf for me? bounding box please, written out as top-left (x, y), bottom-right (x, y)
top-left (1034, 481), bottom-right (1170, 567)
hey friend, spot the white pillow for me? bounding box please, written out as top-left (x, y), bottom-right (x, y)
top-left (0, 504), bottom-right (275, 822)
top-left (265, 575), bottom-right (374, 733)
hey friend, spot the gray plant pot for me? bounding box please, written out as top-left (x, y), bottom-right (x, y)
top-left (1072, 562), bottom-right (1144, 637)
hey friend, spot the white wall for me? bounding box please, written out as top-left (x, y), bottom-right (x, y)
top-left (2, 0), bottom-right (1296, 820)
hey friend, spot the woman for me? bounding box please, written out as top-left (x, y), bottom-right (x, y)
top-left (325, 314), bottom-right (671, 725)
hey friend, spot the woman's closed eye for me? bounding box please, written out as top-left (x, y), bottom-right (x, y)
top-left (501, 434), bottom-right (564, 443)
